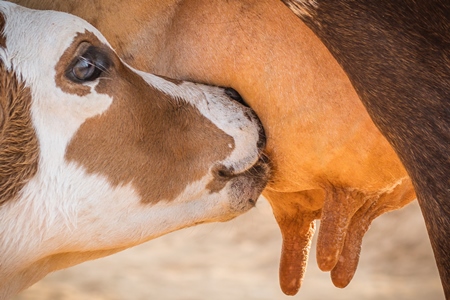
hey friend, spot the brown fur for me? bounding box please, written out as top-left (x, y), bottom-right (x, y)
top-left (282, 0), bottom-right (450, 297)
top-left (0, 64), bottom-right (39, 205)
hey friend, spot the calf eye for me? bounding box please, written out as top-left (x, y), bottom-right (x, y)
top-left (66, 45), bottom-right (110, 83)
top-left (72, 55), bottom-right (103, 82)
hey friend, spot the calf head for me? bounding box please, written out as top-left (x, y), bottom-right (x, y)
top-left (0, 2), bottom-right (269, 297)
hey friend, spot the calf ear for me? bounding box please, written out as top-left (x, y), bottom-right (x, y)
top-left (0, 13), bottom-right (39, 205)
top-left (0, 66), bottom-right (39, 205)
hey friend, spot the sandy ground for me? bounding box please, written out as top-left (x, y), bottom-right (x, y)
top-left (15, 198), bottom-right (444, 300)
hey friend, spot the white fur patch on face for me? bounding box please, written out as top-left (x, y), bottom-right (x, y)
top-left (0, 0), bottom-right (122, 273)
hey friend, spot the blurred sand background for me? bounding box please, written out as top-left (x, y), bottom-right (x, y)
top-left (14, 198), bottom-right (444, 300)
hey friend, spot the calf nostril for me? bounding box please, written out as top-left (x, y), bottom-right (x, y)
top-left (218, 169), bottom-right (228, 178)
top-left (215, 165), bottom-right (235, 179)
top-left (224, 87), bottom-right (250, 108)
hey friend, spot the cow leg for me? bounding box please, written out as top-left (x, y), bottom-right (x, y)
top-left (263, 189), bottom-right (322, 295)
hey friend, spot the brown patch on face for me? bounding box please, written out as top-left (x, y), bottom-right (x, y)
top-left (54, 31), bottom-right (101, 97)
top-left (65, 41), bottom-right (234, 203)
top-left (0, 64), bottom-right (39, 205)
top-left (0, 13), bottom-right (6, 49)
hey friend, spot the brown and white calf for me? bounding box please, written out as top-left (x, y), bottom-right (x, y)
top-left (0, 2), bottom-right (269, 298)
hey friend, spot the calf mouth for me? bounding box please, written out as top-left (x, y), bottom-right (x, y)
top-left (225, 88), bottom-right (271, 209)
top-left (204, 86), bottom-right (271, 218)
top-left (237, 153), bottom-right (271, 202)
top-left (207, 108), bottom-right (270, 219)
top-left (222, 154), bottom-right (271, 219)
